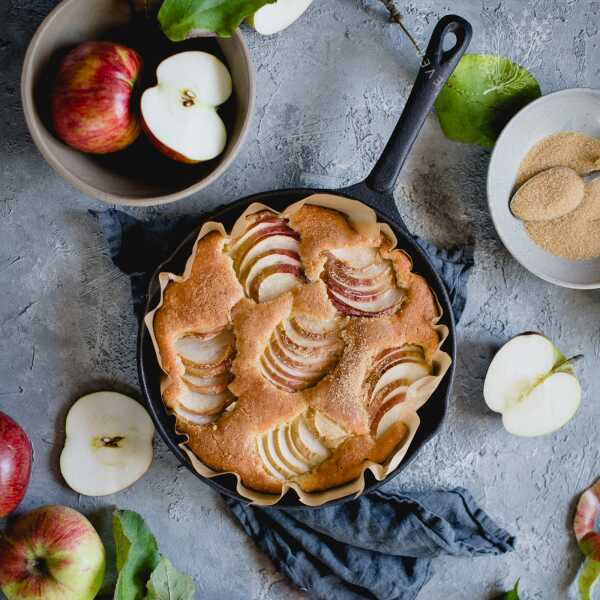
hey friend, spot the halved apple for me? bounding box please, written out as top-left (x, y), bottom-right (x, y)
top-left (483, 333), bottom-right (581, 437)
top-left (229, 213), bottom-right (306, 302)
top-left (323, 248), bottom-right (404, 317)
top-left (259, 317), bottom-right (342, 391)
top-left (249, 0), bottom-right (314, 35)
top-left (60, 392), bottom-right (154, 496)
top-left (141, 51), bottom-right (232, 163)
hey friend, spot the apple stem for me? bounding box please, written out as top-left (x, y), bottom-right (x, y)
top-left (554, 354), bottom-right (584, 373)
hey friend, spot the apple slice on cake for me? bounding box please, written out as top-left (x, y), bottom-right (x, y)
top-left (322, 248), bottom-right (404, 317)
top-left (259, 317), bottom-right (343, 392)
top-left (173, 328), bottom-right (236, 424)
top-left (366, 345), bottom-right (433, 437)
top-left (229, 213), bottom-right (306, 302)
top-left (257, 412), bottom-right (340, 481)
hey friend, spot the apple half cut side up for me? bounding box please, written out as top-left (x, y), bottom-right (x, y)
top-left (250, 0), bottom-right (314, 35)
top-left (483, 333), bottom-right (582, 437)
top-left (141, 51), bottom-right (232, 163)
top-left (60, 392), bottom-right (154, 496)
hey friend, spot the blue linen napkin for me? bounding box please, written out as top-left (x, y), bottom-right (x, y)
top-left (93, 209), bottom-right (512, 600)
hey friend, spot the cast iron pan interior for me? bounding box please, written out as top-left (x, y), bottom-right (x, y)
top-left (138, 15), bottom-right (472, 508)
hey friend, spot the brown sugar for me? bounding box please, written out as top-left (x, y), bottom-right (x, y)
top-left (511, 166), bottom-right (584, 221)
top-left (515, 132), bottom-right (600, 260)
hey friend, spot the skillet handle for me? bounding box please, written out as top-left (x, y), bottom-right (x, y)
top-left (365, 15), bottom-right (472, 194)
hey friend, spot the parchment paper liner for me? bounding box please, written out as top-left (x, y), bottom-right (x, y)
top-left (144, 194), bottom-right (452, 506)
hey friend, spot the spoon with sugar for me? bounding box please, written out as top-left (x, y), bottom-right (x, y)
top-left (510, 166), bottom-right (600, 222)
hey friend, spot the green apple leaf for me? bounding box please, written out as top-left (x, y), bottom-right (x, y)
top-left (145, 556), bottom-right (196, 600)
top-left (158, 0), bottom-right (276, 40)
top-left (113, 510), bottom-right (161, 600)
top-left (434, 54), bottom-right (541, 149)
top-left (495, 579), bottom-right (520, 599)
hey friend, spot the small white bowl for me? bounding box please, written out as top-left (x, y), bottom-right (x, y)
top-left (487, 88), bottom-right (600, 289)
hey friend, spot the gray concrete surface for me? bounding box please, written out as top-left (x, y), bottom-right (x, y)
top-left (2, 1), bottom-right (599, 598)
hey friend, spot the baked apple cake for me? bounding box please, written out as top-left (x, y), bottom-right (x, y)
top-left (149, 197), bottom-right (450, 499)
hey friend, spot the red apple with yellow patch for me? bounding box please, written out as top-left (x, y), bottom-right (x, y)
top-left (51, 41), bottom-right (142, 154)
top-left (0, 506), bottom-right (105, 600)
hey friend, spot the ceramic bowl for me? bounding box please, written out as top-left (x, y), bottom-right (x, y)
top-left (21, 0), bottom-right (255, 207)
top-left (487, 88), bottom-right (600, 289)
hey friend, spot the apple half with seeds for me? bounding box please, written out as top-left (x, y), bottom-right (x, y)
top-left (229, 213), bottom-right (306, 302)
top-left (483, 333), bottom-right (582, 437)
top-left (141, 51), bottom-right (232, 163)
top-left (250, 0), bottom-right (314, 35)
top-left (60, 391), bottom-right (155, 496)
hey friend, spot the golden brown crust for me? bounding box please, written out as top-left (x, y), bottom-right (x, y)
top-left (288, 204), bottom-right (381, 280)
top-left (151, 203), bottom-right (447, 497)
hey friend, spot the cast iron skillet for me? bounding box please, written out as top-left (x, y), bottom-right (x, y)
top-left (138, 15), bottom-right (472, 508)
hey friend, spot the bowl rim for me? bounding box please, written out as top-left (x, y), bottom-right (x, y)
top-left (20, 0), bottom-right (256, 207)
top-left (487, 87), bottom-right (600, 290)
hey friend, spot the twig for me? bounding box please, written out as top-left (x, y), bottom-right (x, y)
top-left (378, 0), bottom-right (422, 56)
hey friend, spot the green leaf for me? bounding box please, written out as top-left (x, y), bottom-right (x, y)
top-left (158, 0), bottom-right (276, 40)
top-left (495, 579), bottom-right (520, 599)
top-left (113, 510), bottom-right (161, 600)
top-left (434, 54), bottom-right (541, 149)
top-left (578, 558), bottom-right (600, 600)
top-left (145, 556), bottom-right (196, 600)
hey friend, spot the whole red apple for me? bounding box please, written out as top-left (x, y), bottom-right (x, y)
top-left (51, 41), bottom-right (142, 154)
top-left (0, 412), bottom-right (32, 518)
top-left (0, 506), bottom-right (105, 600)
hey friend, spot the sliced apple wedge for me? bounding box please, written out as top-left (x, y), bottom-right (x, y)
top-left (257, 412), bottom-right (333, 481)
top-left (483, 333), bottom-right (582, 437)
top-left (323, 248), bottom-right (404, 317)
top-left (175, 329), bottom-right (234, 368)
top-left (173, 405), bottom-right (217, 426)
top-left (259, 317), bottom-right (342, 391)
top-left (230, 213), bottom-right (306, 302)
top-left (291, 417), bottom-right (329, 463)
top-left (141, 51), bottom-right (232, 163)
top-left (366, 345), bottom-right (432, 435)
top-left (306, 410), bottom-right (348, 448)
top-left (177, 388), bottom-right (234, 415)
top-left (250, 0), bottom-right (314, 35)
top-left (174, 327), bottom-right (235, 422)
top-left (60, 392), bottom-right (154, 496)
